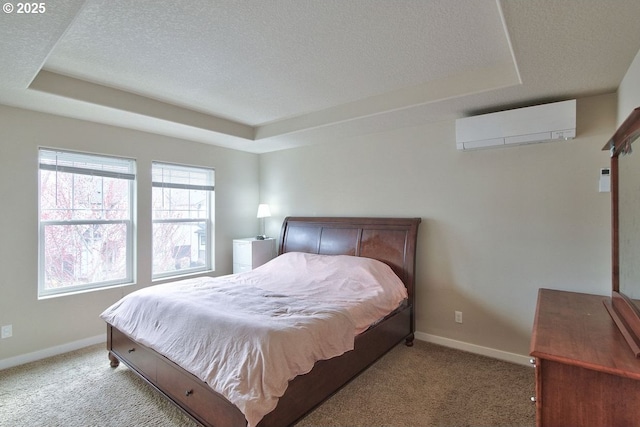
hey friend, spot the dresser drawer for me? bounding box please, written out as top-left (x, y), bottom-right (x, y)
top-left (111, 328), bottom-right (157, 381)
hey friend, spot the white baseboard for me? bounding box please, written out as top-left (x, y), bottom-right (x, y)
top-left (0, 334), bottom-right (106, 370)
top-left (415, 332), bottom-right (533, 367)
top-left (1, 332), bottom-right (532, 371)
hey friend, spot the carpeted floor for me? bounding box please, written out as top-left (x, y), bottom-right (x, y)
top-left (0, 340), bottom-right (535, 427)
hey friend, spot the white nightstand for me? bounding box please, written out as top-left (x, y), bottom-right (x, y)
top-left (232, 238), bottom-right (276, 273)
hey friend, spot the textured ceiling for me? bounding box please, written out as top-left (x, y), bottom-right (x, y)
top-left (44, 0), bottom-right (513, 125)
top-left (1, 0), bottom-right (640, 153)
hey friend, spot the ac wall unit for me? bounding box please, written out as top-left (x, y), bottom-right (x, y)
top-left (455, 99), bottom-right (576, 151)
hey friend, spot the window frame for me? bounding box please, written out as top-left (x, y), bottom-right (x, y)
top-left (151, 161), bottom-right (214, 280)
top-left (38, 148), bottom-right (136, 298)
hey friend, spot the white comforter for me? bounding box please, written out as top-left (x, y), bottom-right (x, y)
top-left (100, 252), bottom-right (408, 427)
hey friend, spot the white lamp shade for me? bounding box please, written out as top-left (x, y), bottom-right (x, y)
top-left (256, 204), bottom-right (271, 218)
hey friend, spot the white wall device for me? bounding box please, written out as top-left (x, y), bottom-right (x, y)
top-left (456, 99), bottom-right (576, 151)
top-left (599, 168), bottom-right (611, 193)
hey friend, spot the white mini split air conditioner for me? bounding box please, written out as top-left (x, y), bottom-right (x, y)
top-left (455, 99), bottom-right (576, 151)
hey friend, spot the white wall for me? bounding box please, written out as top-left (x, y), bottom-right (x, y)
top-left (0, 86), bottom-right (627, 366)
top-left (260, 93), bottom-right (615, 357)
top-left (0, 106), bottom-right (260, 363)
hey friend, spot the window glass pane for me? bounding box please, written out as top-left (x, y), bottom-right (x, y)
top-left (42, 222), bottom-right (129, 290)
top-left (40, 170), bottom-right (130, 221)
top-left (40, 169), bottom-right (71, 218)
top-left (153, 221), bottom-right (207, 275)
top-left (152, 187), bottom-right (208, 219)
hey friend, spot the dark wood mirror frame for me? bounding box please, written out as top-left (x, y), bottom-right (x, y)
top-left (603, 106), bottom-right (640, 357)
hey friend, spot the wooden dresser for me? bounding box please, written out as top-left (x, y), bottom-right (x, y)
top-left (530, 288), bottom-right (640, 427)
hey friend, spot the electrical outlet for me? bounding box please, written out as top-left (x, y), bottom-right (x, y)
top-left (455, 311), bottom-right (463, 324)
top-left (1, 324), bottom-right (12, 339)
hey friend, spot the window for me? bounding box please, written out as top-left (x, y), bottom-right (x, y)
top-left (38, 149), bottom-right (136, 298)
top-left (152, 162), bottom-right (214, 278)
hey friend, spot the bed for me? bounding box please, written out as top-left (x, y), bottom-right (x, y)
top-left (103, 216), bottom-right (421, 427)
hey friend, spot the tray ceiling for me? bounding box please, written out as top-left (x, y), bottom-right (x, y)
top-left (1, 0), bottom-right (640, 153)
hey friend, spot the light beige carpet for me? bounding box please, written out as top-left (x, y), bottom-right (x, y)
top-left (0, 340), bottom-right (535, 427)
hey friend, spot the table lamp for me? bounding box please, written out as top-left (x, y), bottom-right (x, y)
top-left (256, 204), bottom-right (271, 239)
